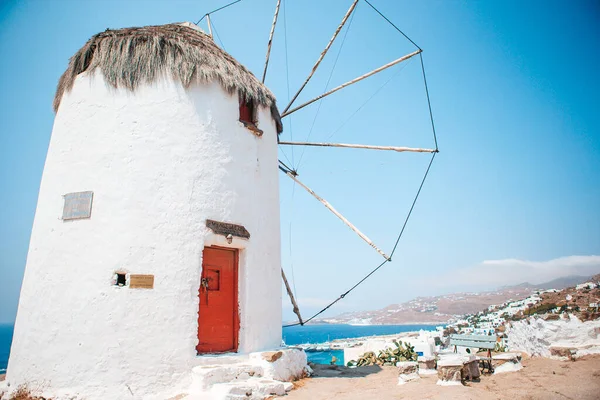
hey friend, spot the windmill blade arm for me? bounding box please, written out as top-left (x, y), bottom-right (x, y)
top-left (282, 268), bottom-right (303, 325)
top-left (279, 163), bottom-right (390, 260)
top-left (261, 0), bottom-right (282, 83)
top-left (282, 0), bottom-right (360, 114)
top-left (281, 49), bottom-right (422, 118)
top-left (279, 141), bottom-right (437, 153)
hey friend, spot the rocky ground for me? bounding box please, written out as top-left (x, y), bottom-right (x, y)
top-left (285, 355), bottom-right (600, 400)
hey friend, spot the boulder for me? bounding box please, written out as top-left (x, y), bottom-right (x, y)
top-left (436, 358), bottom-right (464, 386)
top-left (397, 361), bottom-right (419, 385)
top-left (492, 352), bottom-right (522, 364)
top-left (418, 356), bottom-right (437, 375)
top-left (549, 347), bottom-right (576, 360)
top-left (262, 351), bottom-right (283, 363)
top-left (492, 352), bottom-right (523, 374)
top-left (463, 360), bottom-right (480, 381)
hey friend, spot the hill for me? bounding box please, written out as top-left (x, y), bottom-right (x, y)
top-left (501, 275), bottom-right (593, 291)
top-left (315, 275), bottom-right (596, 325)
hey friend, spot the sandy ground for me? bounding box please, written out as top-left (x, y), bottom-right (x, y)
top-left (285, 355), bottom-right (600, 400)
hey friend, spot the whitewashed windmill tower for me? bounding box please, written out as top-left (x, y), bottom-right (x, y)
top-left (6, 22), bottom-right (301, 399)
top-left (6, 0), bottom-right (439, 397)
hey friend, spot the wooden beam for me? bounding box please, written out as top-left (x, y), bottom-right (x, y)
top-left (262, 0), bottom-right (281, 83)
top-left (279, 166), bottom-right (390, 260)
top-left (206, 14), bottom-right (213, 39)
top-left (282, 268), bottom-right (303, 325)
top-left (282, 0), bottom-right (359, 114)
top-left (282, 49), bottom-right (422, 118)
top-left (279, 141), bottom-right (437, 153)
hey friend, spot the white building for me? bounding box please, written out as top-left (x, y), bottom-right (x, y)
top-left (6, 23), bottom-right (303, 399)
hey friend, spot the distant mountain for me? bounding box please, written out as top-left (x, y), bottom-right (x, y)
top-left (501, 275), bottom-right (593, 291)
top-left (315, 286), bottom-right (535, 325)
top-left (317, 273), bottom-right (598, 325)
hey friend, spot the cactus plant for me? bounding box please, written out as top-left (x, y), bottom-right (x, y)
top-left (347, 340), bottom-right (418, 367)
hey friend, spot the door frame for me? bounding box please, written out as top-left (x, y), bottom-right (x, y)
top-left (197, 245), bottom-right (240, 354)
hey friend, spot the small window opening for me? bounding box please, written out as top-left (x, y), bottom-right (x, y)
top-left (115, 273), bottom-right (127, 287)
top-left (239, 96), bottom-right (263, 137)
top-left (239, 98), bottom-right (255, 124)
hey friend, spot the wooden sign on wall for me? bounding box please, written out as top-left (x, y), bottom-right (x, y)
top-left (129, 274), bottom-right (154, 289)
top-left (206, 219), bottom-right (250, 239)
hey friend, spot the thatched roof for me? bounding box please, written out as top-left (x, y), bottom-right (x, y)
top-left (53, 22), bottom-right (283, 133)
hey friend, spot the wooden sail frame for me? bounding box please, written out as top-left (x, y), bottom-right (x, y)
top-left (281, 49), bottom-right (422, 118)
top-left (280, 141), bottom-right (437, 153)
top-left (206, 14), bottom-right (213, 39)
top-left (279, 162), bottom-right (390, 261)
top-left (198, 0), bottom-right (438, 325)
top-left (282, 268), bottom-right (303, 325)
top-left (282, 0), bottom-right (360, 115)
top-left (261, 0), bottom-right (282, 83)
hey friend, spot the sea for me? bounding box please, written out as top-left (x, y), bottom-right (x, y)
top-left (0, 324), bottom-right (12, 374)
top-left (0, 323), bottom-right (438, 372)
top-left (282, 323), bottom-right (438, 365)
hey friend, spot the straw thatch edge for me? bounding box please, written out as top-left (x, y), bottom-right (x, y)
top-left (53, 23), bottom-right (283, 133)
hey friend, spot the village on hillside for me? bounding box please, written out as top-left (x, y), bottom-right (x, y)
top-left (286, 275), bottom-right (600, 398)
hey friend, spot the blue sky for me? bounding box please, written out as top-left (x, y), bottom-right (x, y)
top-left (0, 0), bottom-right (599, 324)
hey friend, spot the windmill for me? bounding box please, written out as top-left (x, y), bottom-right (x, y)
top-left (5, 1), bottom-right (439, 398)
top-left (198, 0), bottom-right (439, 327)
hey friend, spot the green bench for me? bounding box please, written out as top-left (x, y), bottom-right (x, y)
top-left (449, 334), bottom-right (496, 373)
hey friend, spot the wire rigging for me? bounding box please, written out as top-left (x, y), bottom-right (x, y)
top-left (363, 0), bottom-right (420, 51)
top-left (295, 60), bottom-right (413, 169)
top-left (420, 53), bottom-right (439, 151)
top-left (282, 151), bottom-right (437, 327)
top-left (295, 4), bottom-right (357, 171)
top-left (210, 18), bottom-right (226, 51)
top-left (282, 0), bottom-right (295, 166)
top-left (282, 1), bottom-right (439, 328)
top-left (194, 0), bottom-right (440, 329)
top-left (325, 60), bottom-right (412, 141)
top-left (196, 0), bottom-right (244, 25)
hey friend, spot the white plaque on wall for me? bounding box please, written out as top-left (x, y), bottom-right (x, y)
top-left (62, 191), bottom-right (94, 220)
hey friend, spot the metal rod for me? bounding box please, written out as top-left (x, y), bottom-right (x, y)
top-left (282, 49), bottom-right (422, 118)
top-left (282, 268), bottom-right (303, 325)
top-left (282, 0), bottom-right (359, 114)
top-left (279, 141), bottom-right (437, 153)
top-left (262, 0), bottom-right (282, 83)
top-left (279, 165), bottom-right (390, 260)
top-left (206, 14), bottom-right (213, 39)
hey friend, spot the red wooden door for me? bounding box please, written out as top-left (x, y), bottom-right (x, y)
top-left (197, 247), bottom-right (238, 354)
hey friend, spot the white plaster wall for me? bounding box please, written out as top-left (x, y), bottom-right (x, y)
top-left (6, 72), bottom-right (281, 400)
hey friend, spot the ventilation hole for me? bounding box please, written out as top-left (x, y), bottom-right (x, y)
top-left (116, 273), bottom-right (127, 287)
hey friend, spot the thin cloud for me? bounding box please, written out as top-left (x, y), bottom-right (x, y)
top-left (448, 255), bottom-right (600, 288)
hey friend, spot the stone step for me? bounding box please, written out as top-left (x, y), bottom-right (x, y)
top-left (189, 363), bottom-right (264, 393)
top-left (195, 354), bottom-right (250, 366)
top-left (210, 377), bottom-right (293, 400)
